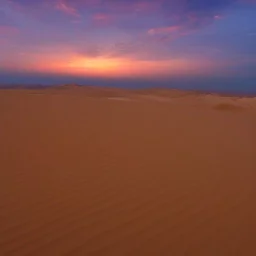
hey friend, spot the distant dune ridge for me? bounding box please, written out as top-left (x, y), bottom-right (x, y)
top-left (0, 85), bottom-right (256, 256)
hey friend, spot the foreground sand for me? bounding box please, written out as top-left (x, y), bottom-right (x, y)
top-left (0, 86), bottom-right (256, 256)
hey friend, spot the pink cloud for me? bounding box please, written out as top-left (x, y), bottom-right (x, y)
top-left (147, 22), bottom-right (206, 42)
top-left (55, 0), bottom-right (80, 17)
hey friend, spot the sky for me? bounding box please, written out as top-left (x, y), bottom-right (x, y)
top-left (0, 0), bottom-right (256, 93)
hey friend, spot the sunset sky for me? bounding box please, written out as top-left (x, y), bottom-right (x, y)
top-left (0, 0), bottom-right (256, 92)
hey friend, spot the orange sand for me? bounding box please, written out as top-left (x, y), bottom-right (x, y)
top-left (0, 86), bottom-right (256, 256)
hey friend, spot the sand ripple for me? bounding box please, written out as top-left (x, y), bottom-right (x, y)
top-left (0, 88), bottom-right (255, 256)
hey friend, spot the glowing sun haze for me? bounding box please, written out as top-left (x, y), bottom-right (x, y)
top-left (46, 54), bottom-right (219, 78)
top-left (0, 0), bottom-right (256, 92)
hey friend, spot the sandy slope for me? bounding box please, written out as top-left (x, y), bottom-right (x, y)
top-left (0, 86), bottom-right (256, 256)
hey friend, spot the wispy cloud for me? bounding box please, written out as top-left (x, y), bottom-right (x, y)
top-left (148, 26), bottom-right (181, 36)
top-left (55, 0), bottom-right (80, 17)
top-left (92, 13), bottom-right (114, 26)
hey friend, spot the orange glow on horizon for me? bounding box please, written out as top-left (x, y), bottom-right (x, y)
top-left (67, 57), bottom-right (124, 75)
top-left (1, 50), bottom-right (224, 78)
top-left (48, 55), bottom-right (218, 78)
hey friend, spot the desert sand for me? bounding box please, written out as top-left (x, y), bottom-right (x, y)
top-left (0, 85), bottom-right (256, 256)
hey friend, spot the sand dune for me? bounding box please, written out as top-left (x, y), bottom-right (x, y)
top-left (0, 86), bottom-right (256, 256)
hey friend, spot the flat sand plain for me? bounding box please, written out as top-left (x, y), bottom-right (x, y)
top-left (0, 86), bottom-right (256, 256)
